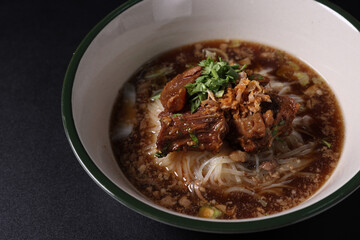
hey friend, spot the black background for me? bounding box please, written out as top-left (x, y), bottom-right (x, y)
top-left (1, 1), bottom-right (359, 239)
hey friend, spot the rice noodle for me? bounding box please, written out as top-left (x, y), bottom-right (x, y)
top-left (261, 180), bottom-right (293, 190)
top-left (141, 98), bottom-right (317, 196)
top-left (224, 187), bottom-right (256, 196)
top-left (277, 142), bottom-right (315, 159)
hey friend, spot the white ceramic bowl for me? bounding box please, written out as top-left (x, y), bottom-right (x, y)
top-left (62, 0), bottom-right (360, 233)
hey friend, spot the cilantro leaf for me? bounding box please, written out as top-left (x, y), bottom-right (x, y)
top-left (322, 139), bottom-right (331, 148)
top-left (154, 145), bottom-right (169, 158)
top-left (189, 133), bottom-right (199, 147)
top-left (249, 73), bottom-right (264, 81)
top-left (185, 58), bottom-right (243, 113)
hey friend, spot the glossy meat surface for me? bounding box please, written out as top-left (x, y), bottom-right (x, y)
top-left (160, 66), bottom-right (202, 112)
top-left (156, 101), bottom-right (228, 155)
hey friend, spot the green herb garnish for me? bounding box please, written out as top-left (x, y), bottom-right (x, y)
top-left (272, 125), bottom-right (278, 136)
top-left (154, 145), bottom-right (169, 158)
top-left (150, 91), bottom-right (162, 101)
top-left (239, 64), bottom-right (247, 72)
top-left (249, 73), bottom-right (264, 80)
top-left (185, 58), bottom-right (242, 113)
top-left (278, 120), bottom-right (286, 126)
top-left (154, 151), bottom-right (167, 158)
top-left (172, 113), bottom-right (183, 117)
top-left (272, 120), bottom-right (286, 137)
top-left (189, 133), bottom-right (199, 147)
top-left (198, 206), bottom-right (222, 219)
top-left (322, 139), bottom-right (331, 148)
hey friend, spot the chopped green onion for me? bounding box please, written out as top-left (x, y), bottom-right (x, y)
top-left (278, 120), bottom-right (286, 126)
top-left (272, 125), bottom-right (278, 136)
top-left (154, 145), bottom-right (169, 158)
top-left (258, 199), bottom-right (268, 207)
top-left (294, 72), bottom-right (310, 86)
top-left (150, 91), bottom-right (162, 101)
top-left (322, 139), bottom-right (331, 148)
top-left (287, 61), bottom-right (300, 71)
top-left (312, 77), bottom-right (324, 84)
top-left (228, 39), bottom-right (241, 48)
top-left (189, 133), bottom-right (199, 147)
top-left (154, 151), bottom-right (166, 158)
top-left (198, 206), bottom-right (222, 219)
top-left (185, 57), bottom-right (240, 113)
top-left (204, 49), bottom-right (217, 59)
top-left (215, 90), bottom-right (224, 98)
top-left (249, 73), bottom-right (264, 80)
top-left (239, 64), bottom-right (247, 72)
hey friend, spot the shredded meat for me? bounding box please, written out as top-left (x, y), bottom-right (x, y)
top-left (160, 66), bottom-right (202, 112)
top-left (156, 67), bottom-right (299, 155)
top-left (270, 94), bottom-right (300, 136)
top-left (220, 75), bottom-right (271, 117)
top-left (156, 101), bottom-right (228, 155)
top-left (228, 94), bottom-right (299, 153)
top-left (234, 113), bottom-right (266, 140)
top-left (218, 74), bottom-right (271, 152)
top-left (219, 73), bottom-right (299, 153)
top-left (231, 112), bottom-right (267, 152)
top-left (218, 89), bottom-right (237, 110)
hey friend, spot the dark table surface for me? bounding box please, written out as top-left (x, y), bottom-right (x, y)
top-left (1, 0), bottom-right (359, 239)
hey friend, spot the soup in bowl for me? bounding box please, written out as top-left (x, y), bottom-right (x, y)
top-left (62, 0), bottom-right (360, 233)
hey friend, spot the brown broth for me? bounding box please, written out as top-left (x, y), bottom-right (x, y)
top-left (110, 40), bottom-right (344, 219)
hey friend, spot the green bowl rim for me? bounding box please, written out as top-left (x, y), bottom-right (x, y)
top-left (61, 0), bottom-right (360, 233)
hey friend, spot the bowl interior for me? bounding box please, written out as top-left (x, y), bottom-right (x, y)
top-left (69, 0), bottom-right (360, 225)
